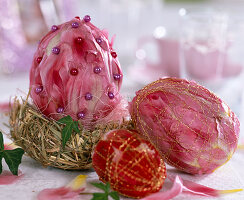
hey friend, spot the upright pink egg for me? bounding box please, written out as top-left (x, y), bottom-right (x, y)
top-left (29, 16), bottom-right (125, 129)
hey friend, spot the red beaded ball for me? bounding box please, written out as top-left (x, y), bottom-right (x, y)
top-left (70, 68), bottom-right (78, 76)
top-left (111, 51), bottom-right (117, 58)
top-left (36, 57), bottom-right (42, 63)
top-left (92, 129), bottom-right (166, 199)
top-left (76, 37), bottom-right (82, 43)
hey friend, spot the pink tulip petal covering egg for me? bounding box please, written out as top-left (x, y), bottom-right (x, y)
top-left (29, 15), bottom-right (126, 129)
top-left (130, 78), bottom-right (240, 175)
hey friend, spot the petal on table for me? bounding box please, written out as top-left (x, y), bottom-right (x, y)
top-left (180, 176), bottom-right (243, 197)
top-left (37, 175), bottom-right (87, 200)
top-left (0, 170), bottom-right (24, 185)
top-left (37, 187), bottom-right (79, 200)
top-left (67, 174), bottom-right (87, 191)
top-left (0, 102), bottom-right (10, 112)
top-left (141, 176), bottom-right (183, 200)
top-left (142, 175), bottom-right (243, 200)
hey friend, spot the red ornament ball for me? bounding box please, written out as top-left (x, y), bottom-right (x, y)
top-left (111, 51), bottom-right (117, 58)
top-left (36, 57), bottom-right (42, 63)
top-left (92, 129), bottom-right (166, 199)
top-left (70, 68), bottom-right (78, 76)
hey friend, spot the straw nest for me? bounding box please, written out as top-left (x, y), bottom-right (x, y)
top-left (9, 97), bottom-right (134, 170)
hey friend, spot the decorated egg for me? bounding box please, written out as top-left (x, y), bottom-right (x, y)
top-left (130, 78), bottom-right (240, 175)
top-left (92, 129), bottom-right (166, 198)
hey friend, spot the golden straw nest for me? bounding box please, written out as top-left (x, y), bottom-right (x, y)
top-left (9, 97), bottom-right (133, 170)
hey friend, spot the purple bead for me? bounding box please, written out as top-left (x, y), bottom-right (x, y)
top-left (93, 66), bottom-right (101, 74)
top-left (51, 25), bottom-right (58, 32)
top-left (72, 22), bottom-right (79, 28)
top-left (35, 86), bottom-right (43, 94)
top-left (85, 93), bottom-right (92, 100)
top-left (77, 111), bottom-right (85, 119)
top-left (108, 92), bottom-right (115, 99)
top-left (52, 47), bottom-right (60, 54)
top-left (96, 37), bottom-right (103, 44)
top-left (83, 15), bottom-right (91, 22)
top-left (57, 107), bottom-right (64, 113)
top-left (113, 74), bottom-right (121, 81)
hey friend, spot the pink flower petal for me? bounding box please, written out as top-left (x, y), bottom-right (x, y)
top-left (4, 144), bottom-right (14, 150)
top-left (169, 175), bottom-right (243, 197)
top-left (141, 176), bottom-right (183, 200)
top-left (37, 187), bottom-right (81, 200)
top-left (0, 102), bottom-right (9, 112)
top-left (37, 175), bottom-right (87, 200)
top-left (0, 170), bottom-right (24, 185)
top-left (142, 175), bottom-right (243, 200)
top-left (179, 177), bottom-right (219, 197)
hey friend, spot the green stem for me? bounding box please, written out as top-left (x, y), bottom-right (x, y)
top-left (79, 192), bottom-right (93, 195)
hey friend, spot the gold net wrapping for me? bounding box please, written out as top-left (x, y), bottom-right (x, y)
top-left (130, 78), bottom-right (239, 174)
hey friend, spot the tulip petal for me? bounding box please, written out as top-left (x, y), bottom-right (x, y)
top-left (67, 175), bottom-right (87, 191)
top-left (4, 144), bottom-right (15, 150)
top-left (169, 175), bottom-right (243, 197)
top-left (0, 102), bottom-right (9, 112)
top-left (219, 189), bottom-right (243, 195)
top-left (37, 187), bottom-right (78, 200)
top-left (37, 175), bottom-right (87, 200)
top-left (142, 175), bottom-right (243, 200)
top-left (179, 177), bottom-right (219, 196)
top-left (141, 176), bottom-right (183, 200)
top-left (0, 170), bottom-right (23, 185)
